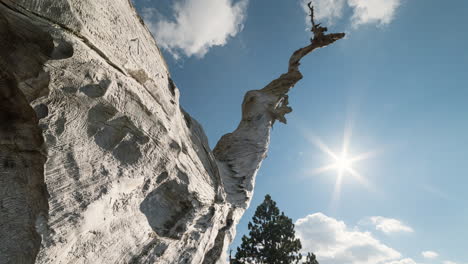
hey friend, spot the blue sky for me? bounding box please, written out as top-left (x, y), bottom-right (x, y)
top-left (133, 0), bottom-right (468, 263)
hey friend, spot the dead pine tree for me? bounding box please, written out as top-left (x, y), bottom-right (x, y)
top-left (213, 3), bottom-right (345, 209)
top-left (259, 2), bottom-right (346, 124)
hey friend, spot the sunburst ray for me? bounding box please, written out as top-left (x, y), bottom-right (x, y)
top-left (307, 132), bottom-right (376, 203)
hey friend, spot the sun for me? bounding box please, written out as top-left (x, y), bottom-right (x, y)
top-left (311, 140), bottom-right (372, 186)
top-left (335, 152), bottom-right (353, 173)
top-left (306, 129), bottom-right (376, 204)
top-left (313, 145), bottom-right (365, 181)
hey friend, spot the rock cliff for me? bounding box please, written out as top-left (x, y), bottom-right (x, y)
top-left (0, 0), bottom-right (343, 263)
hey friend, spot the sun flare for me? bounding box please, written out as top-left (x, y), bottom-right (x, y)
top-left (311, 141), bottom-right (371, 186)
top-left (335, 153), bottom-right (353, 173)
top-left (306, 127), bottom-right (377, 205)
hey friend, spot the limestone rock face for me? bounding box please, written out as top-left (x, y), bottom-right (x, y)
top-left (0, 0), bottom-right (346, 261)
top-left (0, 0), bottom-right (342, 261)
top-left (0, 0), bottom-right (272, 263)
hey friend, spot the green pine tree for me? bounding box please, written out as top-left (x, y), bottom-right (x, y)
top-left (303, 252), bottom-right (319, 264)
top-left (233, 194), bottom-right (303, 264)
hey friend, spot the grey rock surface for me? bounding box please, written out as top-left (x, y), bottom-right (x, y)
top-left (0, 0), bottom-right (251, 263)
top-left (0, 4), bottom-right (51, 263)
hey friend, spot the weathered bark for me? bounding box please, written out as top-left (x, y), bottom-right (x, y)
top-left (213, 5), bottom-right (345, 209)
top-left (210, 9), bottom-right (344, 261)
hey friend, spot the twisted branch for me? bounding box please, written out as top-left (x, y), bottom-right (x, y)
top-left (213, 3), bottom-right (346, 208)
top-left (261, 2), bottom-right (345, 123)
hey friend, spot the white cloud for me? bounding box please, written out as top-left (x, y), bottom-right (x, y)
top-left (421, 251), bottom-right (439, 259)
top-left (384, 258), bottom-right (419, 264)
top-left (143, 0), bottom-right (248, 59)
top-left (363, 216), bottom-right (414, 234)
top-left (348, 0), bottom-right (401, 27)
top-left (300, 0), bottom-right (400, 28)
top-left (443, 261), bottom-right (458, 264)
top-left (301, 0), bottom-right (346, 24)
top-left (295, 213), bottom-right (401, 264)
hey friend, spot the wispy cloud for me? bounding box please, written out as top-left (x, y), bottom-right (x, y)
top-left (421, 251), bottom-right (439, 259)
top-left (422, 184), bottom-right (452, 201)
top-left (361, 216), bottom-right (414, 234)
top-left (300, 0), bottom-right (401, 28)
top-left (301, 0), bottom-right (346, 24)
top-left (384, 258), bottom-right (419, 264)
top-left (295, 213), bottom-right (401, 264)
top-left (348, 0), bottom-right (401, 27)
top-left (142, 0), bottom-right (248, 59)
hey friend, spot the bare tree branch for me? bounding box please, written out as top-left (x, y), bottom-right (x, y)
top-left (214, 3), bottom-right (345, 208)
top-left (262, 2), bottom-right (345, 107)
top-left (308, 2), bottom-right (317, 29)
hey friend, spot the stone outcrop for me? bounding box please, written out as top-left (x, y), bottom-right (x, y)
top-left (0, 0), bottom-right (343, 263)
